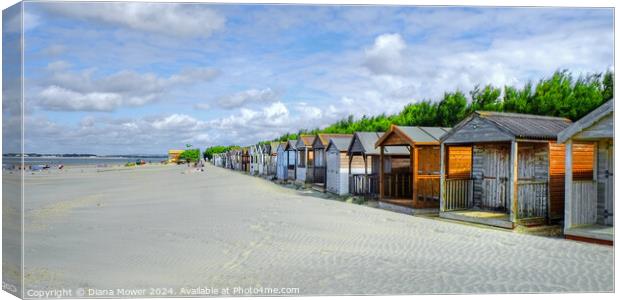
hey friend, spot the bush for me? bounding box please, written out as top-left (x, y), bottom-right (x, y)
top-left (178, 149), bottom-right (200, 162)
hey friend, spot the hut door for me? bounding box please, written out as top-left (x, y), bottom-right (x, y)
top-left (480, 145), bottom-right (509, 211)
top-left (605, 143), bottom-right (614, 225)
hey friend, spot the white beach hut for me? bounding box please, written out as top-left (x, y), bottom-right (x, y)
top-left (325, 136), bottom-right (361, 196)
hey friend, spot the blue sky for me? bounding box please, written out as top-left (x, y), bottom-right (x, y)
top-left (3, 2), bottom-right (614, 154)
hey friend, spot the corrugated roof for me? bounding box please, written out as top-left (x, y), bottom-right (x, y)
top-left (478, 111), bottom-right (572, 140)
top-left (351, 132), bottom-right (409, 155)
top-left (326, 136), bottom-right (353, 151)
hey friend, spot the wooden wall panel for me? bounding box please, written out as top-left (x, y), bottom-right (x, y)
top-left (382, 132), bottom-right (409, 146)
top-left (572, 142), bottom-right (595, 180)
top-left (549, 142), bottom-right (566, 219)
top-left (447, 146), bottom-right (472, 179)
top-left (417, 146), bottom-right (440, 175)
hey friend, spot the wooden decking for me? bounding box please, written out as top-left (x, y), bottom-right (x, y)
top-left (565, 224), bottom-right (614, 245)
top-left (439, 209), bottom-right (513, 229)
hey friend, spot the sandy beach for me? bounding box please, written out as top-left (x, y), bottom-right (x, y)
top-left (8, 163), bottom-right (614, 295)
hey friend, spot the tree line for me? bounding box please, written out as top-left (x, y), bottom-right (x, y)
top-left (208, 70), bottom-right (613, 156)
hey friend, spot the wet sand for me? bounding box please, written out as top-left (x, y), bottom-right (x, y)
top-left (11, 163), bottom-right (614, 295)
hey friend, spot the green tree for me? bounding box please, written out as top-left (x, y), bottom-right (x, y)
top-left (435, 91), bottom-right (468, 126)
top-left (178, 149), bottom-right (200, 162)
top-left (469, 84), bottom-right (502, 112)
top-left (503, 82), bottom-right (533, 114)
top-left (602, 70), bottom-right (614, 102)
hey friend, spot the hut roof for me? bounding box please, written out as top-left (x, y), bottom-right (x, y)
top-left (477, 111), bottom-right (572, 140)
top-left (325, 136), bottom-right (353, 152)
top-left (348, 132), bottom-right (409, 155)
top-left (295, 135), bottom-right (316, 149)
top-left (441, 111), bottom-right (572, 144)
top-left (313, 133), bottom-right (353, 149)
top-left (376, 125), bottom-right (451, 147)
top-left (270, 142), bottom-right (281, 154)
top-left (284, 140), bottom-right (297, 151)
top-left (261, 143), bottom-right (271, 154)
top-left (558, 100), bottom-right (614, 143)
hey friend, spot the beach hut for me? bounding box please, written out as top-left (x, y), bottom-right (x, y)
top-left (311, 134), bottom-right (353, 191)
top-left (284, 140), bottom-right (298, 181)
top-left (375, 126), bottom-right (451, 213)
top-left (249, 144), bottom-right (260, 175)
top-left (347, 132), bottom-right (410, 198)
top-left (233, 149), bottom-right (241, 170)
top-left (276, 142), bottom-right (288, 180)
top-left (325, 136), bottom-right (359, 195)
top-left (257, 143), bottom-right (267, 176)
top-left (558, 100), bottom-right (613, 244)
top-left (225, 150), bottom-right (235, 169)
top-left (295, 135), bottom-right (316, 184)
top-left (241, 147), bottom-right (250, 173)
top-left (265, 141), bottom-right (280, 177)
top-left (440, 111), bottom-right (571, 228)
top-left (168, 150), bottom-right (184, 164)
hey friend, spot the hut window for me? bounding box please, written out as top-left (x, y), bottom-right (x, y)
top-left (299, 148), bottom-right (306, 167)
top-left (572, 142), bottom-right (595, 180)
top-left (447, 146), bottom-right (472, 179)
top-left (308, 150), bottom-right (314, 166)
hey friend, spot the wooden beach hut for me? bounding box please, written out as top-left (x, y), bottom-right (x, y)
top-left (311, 134), bottom-right (353, 192)
top-left (284, 140), bottom-right (298, 181)
top-left (266, 141), bottom-right (280, 177)
top-left (440, 111), bottom-right (572, 228)
top-left (325, 136), bottom-right (359, 195)
top-left (558, 100), bottom-right (613, 244)
top-left (276, 142), bottom-right (288, 180)
top-left (241, 147), bottom-right (250, 173)
top-left (347, 132), bottom-right (410, 198)
top-left (375, 126), bottom-right (451, 213)
top-left (295, 135), bottom-right (316, 184)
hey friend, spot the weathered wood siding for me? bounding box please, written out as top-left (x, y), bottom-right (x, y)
top-left (444, 116), bottom-right (513, 144)
top-left (574, 114), bottom-right (613, 140)
top-left (472, 144), bottom-right (510, 211)
top-left (326, 147), bottom-right (341, 194)
top-left (597, 139), bottom-right (613, 225)
top-left (548, 142), bottom-right (566, 219)
top-left (516, 143), bottom-right (549, 219)
top-left (277, 148), bottom-right (287, 179)
top-left (571, 180), bottom-right (597, 225)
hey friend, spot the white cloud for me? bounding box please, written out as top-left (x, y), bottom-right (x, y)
top-left (39, 86), bottom-right (123, 112)
top-left (35, 66), bottom-right (219, 111)
top-left (363, 33), bottom-right (408, 76)
top-left (41, 2), bottom-right (225, 38)
top-left (217, 88), bottom-right (279, 109)
top-left (152, 114), bottom-right (204, 131)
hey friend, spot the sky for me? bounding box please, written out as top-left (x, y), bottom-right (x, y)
top-left (2, 2), bottom-right (614, 154)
